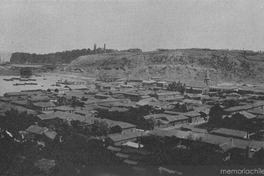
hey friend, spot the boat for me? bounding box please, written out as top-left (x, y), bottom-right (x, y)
top-left (13, 83), bottom-right (25, 86)
top-left (35, 75), bottom-right (42, 77)
top-left (28, 78), bottom-right (37, 81)
top-left (12, 77), bottom-right (20, 80)
top-left (3, 78), bottom-right (13, 81)
top-left (25, 82), bottom-right (38, 85)
top-left (19, 78), bottom-right (29, 81)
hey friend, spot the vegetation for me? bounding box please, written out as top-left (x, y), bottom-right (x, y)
top-left (10, 48), bottom-right (117, 64)
top-left (0, 109), bottom-right (123, 175)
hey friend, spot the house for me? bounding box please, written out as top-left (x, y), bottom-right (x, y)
top-left (64, 85), bottom-right (88, 91)
top-left (183, 111), bottom-right (202, 123)
top-left (100, 84), bottom-right (116, 91)
top-left (210, 128), bottom-right (248, 140)
top-left (110, 121), bottom-right (136, 132)
top-left (85, 98), bottom-right (130, 106)
top-left (136, 97), bottom-right (158, 106)
top-left (248, 109), bottom-right (264, 116)
top-left (25, 125), bottom-right (57, 140)
top-left (120, 92), bottom-right (141, 102)
top-left (154, 92), bottom-right (183, 101)
top-left (156, 81), bottom-right (169, 89)
top-left (54, 106), bottom-right (75, 113)
top-left (148, 128), bottom-right (169, 137)
top-left (105, 131), bottom-right (142, 146)
top-left (52, 88), bottom-right (69, 94)
top-left (10, 100), bottom-right (28, 108)
top-left (75, 109), bottom-right (92, 116)
top-left (25, 125), bottom-right (47, 135)
top-left (142, 80), bottom-right (156, 88)
top-left (94, 93), bottom-right (112, 99)
top-left (223, 105), bottom-right (253, 114)
top-left (143, 113), bottom-right (189, 127)
top-left (180, 124), bottom-right (208, 134)
top-left (210, 86), bottom-right (238, 93)
top-left (29, 96), bottom-right (52, 103)
top-left (37, 113), bottom-right (64, 127)
top-left (32, 102), bottom-right (56, 111)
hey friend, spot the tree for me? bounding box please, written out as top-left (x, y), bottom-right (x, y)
top-left (208, 104), bottom-right (224, 126)
top-left (91, 119), bottom-right (110, 137)
top-left (146, 117), bottom-right (157, 130)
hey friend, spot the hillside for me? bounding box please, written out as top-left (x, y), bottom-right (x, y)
top-left (9, 48), bottom-right (116, 64)
top-left (68, 49), bottom-right (264, 84)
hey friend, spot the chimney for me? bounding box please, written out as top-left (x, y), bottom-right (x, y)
top-left (104, 43), bottom-right (106, 54)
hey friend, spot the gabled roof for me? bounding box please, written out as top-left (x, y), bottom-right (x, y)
top-left (33, 102), bottom-right (56, 108)
top-left (115, 152), bottom-right (129, 159)
top-left (165, 129), bottom-right (191, 138)
top-left (37, 113), bottom-right (57, 120)
top-left (172, 115), bottom-right (189, 121)
top-left (29, 96), bottom-right (51, 102)
top-left (43, 130), bottom-right (57, 140)
top-left (124, 159), bottom-right (138, 165)
top-left (10, 100), bottom-right (28, 106)
top-left (136, 97), bottom-right (158, 106)
top-left (211, 128), bottom-right (248, 139)
top-left (65, 85), bottom-right (88, 90)
top-left (155, 92), bottom-right (181, 96)
top-left (113, 121), bottom-right (136, 129)
top-left (247, 109), bottom-right (264, 116)
top-left (143, 113), bottom-right (171, 120)
top-left (183, 111), bottom-right (201, 117)
top-left (25, 125), bottom-right (47, 135)
top-left (148, 128), bottom-right (169, 137)
top-left (180, 125), bottom-right (208, 133)
top-left (107, 131), bottom-right (140, 142)
top-left (54, 106), bottom-right (75, 111)
top-left (238, 111), bottom-right (256, 119)
top-left (109, 107), bottom-right (129, 113)
top-left (107, 146), bottom-right (121, 152)
top-left (223, 105), bottom-right (252, 113)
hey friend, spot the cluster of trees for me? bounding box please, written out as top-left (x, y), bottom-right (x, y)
top-left (121, 48), bottom-right (142, 52)
top-left (0, 109), bottom-right (123, 175)
top-left (167, 81), bottom-right (186, 94)
top-left (95, 105), bottom-right (163, 130)
top-left (10, 48), bottom-right (117, 64)
top-left (10, 47), bottom-right (144, 65)
top-left (140, 135), bottom-right (264, 167)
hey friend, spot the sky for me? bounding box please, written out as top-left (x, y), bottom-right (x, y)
top-left (0, 0), bottom-right (264, 54)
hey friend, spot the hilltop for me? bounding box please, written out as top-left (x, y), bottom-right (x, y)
top-left (68, 49), bottom-right (264, 84)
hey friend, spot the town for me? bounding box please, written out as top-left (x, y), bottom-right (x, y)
top-left (2, 69), bottom-right (264, 175)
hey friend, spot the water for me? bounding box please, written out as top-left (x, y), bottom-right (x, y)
top-left (0, 75), bottom-right (83, 96)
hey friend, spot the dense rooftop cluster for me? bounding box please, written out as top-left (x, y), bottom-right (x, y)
top-left (2, 75), bottom-right (264, 175)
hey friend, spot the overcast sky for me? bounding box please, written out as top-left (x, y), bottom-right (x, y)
top-left (0, 0), bottom-right (264, 54)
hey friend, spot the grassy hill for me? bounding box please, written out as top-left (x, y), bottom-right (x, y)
top-left (68, 49), bottom-right (264, 84)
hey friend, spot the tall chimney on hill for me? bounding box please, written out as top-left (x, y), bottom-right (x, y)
top-left (104, 43), bottom-right (106, 54)
top-left (94, 44), bottom-right (97, 54)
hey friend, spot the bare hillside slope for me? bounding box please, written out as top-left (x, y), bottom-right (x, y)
top-left (68, 49), bottom-right (264, 84)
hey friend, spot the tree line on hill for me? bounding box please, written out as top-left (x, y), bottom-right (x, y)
top-left (10, 48), bottom-right (143, 65)
top-left (10, 48), bottom-right (116, 64)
